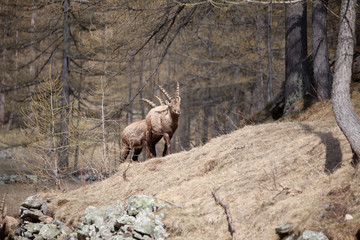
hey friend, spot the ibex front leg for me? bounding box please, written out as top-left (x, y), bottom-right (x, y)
top-left (163, 133), bottom-right (172, 156)
top-left (145, 131), bottom-right (156, 159)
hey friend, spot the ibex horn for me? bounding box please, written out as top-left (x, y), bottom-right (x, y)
top-left (157, 84), bottom-right (172, 101)
top-left (1, 193), bottom-right (6, 218)
top-left (176, 81), bottom-right (180, 98)
top-left (154, 95), bottom-right (164, 105)
top-left (140, 98), bottom-right (156, 108)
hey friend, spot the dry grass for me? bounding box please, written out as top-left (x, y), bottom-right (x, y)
top-left (41, 119), bottom-right (360, 239)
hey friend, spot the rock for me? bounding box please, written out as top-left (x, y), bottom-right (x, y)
top-left (76, 230), bottom-right (89, 240)
top-left (115, 215), bottom-right (136, 230)
top-left (38, 224), bottom-right (61, 239)
top-left (275, 224), bottom-right (292, 234)
top-left (41, 201), bottom-right (50, 215)
top-left (133, 212), bottom-right (155, 237)
top-left (15, 194), bottom-right (169, 240)
top-left (87, 224), bottom-right (99, 238)
top-left (26, 175), bottom-right (38, 183)
top-left (83, 206), bottom-right (104, 227)
top-left (285, 233), bottom-right (298, 240)
top-left (22, 195), bottom-right (42, 209)
top-left (16, 237), bottom-right (29, 240)
top-left (98, 225), bottom-right (113, 239)
top-left (154, 214), bottom-right (164, 226)
top-left (21, 209), bottom-right (44, 222)
top-left (38, 215), bottom-right (53, 224)
top-left (298, 230), bottom-right (329, 240)
top-left (26, 223), bottom-right (44, 234)
top-left (154, 225), bottom-right (169, 240)
top-left (104, 202), bottom-right (123, 222)
top-left (125, 195), bottom-right (155, 216)
top-left (64, 232), bottom-right (78, 240)
top-left (345, 214), bottom-right (353, 221)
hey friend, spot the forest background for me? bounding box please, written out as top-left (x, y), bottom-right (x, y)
top-left (0, 0), bottom-right (355, 182)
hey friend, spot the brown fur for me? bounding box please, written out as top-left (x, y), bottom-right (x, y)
top-left (145, 82), bottom-right (181, 159)
top-left (120, 97), bottom-right (166, 162)
top-left (0, 194), bottom-right (18, 240)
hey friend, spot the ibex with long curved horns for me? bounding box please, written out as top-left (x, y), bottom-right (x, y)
top-left (120, 97), bottom-right (165, 162)
top-left (145, 81), bottom-right (181, 159)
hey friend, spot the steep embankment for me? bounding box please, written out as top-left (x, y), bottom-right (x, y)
top-left (44, 120), bottom-right (360, 239)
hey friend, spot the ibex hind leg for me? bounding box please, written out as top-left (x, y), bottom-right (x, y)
top-left (162, 143), bottom-right (167, 157)
top-left (120, 146), bottom-right (130, 163)
top-left (132, 148), bottom-right (143, 161)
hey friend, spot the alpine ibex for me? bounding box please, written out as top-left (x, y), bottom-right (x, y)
top-left (0, 194), bottom-right (18, 240)
top-left (145, 81), bottom-right (181, 159)
top-left (120, 97), bottom-right (165, 162)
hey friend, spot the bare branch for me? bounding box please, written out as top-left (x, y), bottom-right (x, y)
top-left (212, 188), bottom-right (236, 240)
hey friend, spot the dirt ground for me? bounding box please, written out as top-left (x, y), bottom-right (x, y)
top-left (40, 120), bottom-right (360, 240)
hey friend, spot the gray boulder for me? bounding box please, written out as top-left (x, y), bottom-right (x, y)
top-left (298, 230), bottom-right (329, 240)
top-left (125, 195), bottom-right (155, 216)
top-left (133, 211), bottom-right (156, 237)
top-left (38, 224), bottom-right (61, 239)
top-left (154, 225), bottom-right (169, 240)
top-left (22, 195), bottom-right (42, 209)
top-left (21, 209), bottom-right (44, 222)
top-left (83, 206), bottom-right (104, 227)
top-left (26, 223), bottom-right (44, 234)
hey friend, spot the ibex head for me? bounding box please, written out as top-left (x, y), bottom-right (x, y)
top-left (159, 81), bottom-right (181, 115)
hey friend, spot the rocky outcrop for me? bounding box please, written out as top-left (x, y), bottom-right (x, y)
top-left (16, 195), bottom-right (169, 240)
top-left (276, 224), bottom-right (329, 240)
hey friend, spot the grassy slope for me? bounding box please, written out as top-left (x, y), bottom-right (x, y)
top-left (43, 117), bottom-right (360, 239)
top-left (38, 84), bottom-right (360, 239)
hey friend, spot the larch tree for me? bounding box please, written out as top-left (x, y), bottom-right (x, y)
top-left (284, 1), bottom-right (309, 114)
top-left (332, 0), bottom-right (360, 164)
top-left (312, 0), bottom-right (332, 100)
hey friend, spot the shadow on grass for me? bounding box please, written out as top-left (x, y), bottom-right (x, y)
top-left (300, 123), bottom-right (342, 174)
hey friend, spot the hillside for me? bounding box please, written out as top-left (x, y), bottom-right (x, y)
top-left (42, 119), bottom-right (360, 239)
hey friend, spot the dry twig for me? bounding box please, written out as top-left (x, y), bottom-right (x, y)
top-left (212, 188), bottom-right (236, 240)
top-left (152, 193), bottom-right (184, 209)
top-left (122, 162), bottom-right (131, 181)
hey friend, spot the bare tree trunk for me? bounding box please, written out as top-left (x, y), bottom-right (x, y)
top-left (254, 6), bottom-right (265, 109)
top-left (332, 0), bottom-right (360, 164)
top-left (101, 80), bottom-right (108, 176)
top-left (284, 2), bottom-right (309, 114)
top-left (127, 62), bottom-right (133, 125)
top-left (1, 0), bottom-right (9, 128)
top-left (6, 22), bottom-right (18, 132)
top-left (312, 0), bottom-right (332, 100)
top-left (267, 0), bottom-right (274, 103)
top-left (139, 52), bottom-right (145, 119)
top-left (59, 0), bottom-right (71, 170)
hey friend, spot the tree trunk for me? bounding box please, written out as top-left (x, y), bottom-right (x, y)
top-left (1, 0), bottom-right (9, 128)
top-left (284, 2), bottom-right (309, 114)
top-left (267, 0), bottom-right (274, 103)
top-left (255, 6), bottom-right (265, 109)
top-left (332, 0), bottom-right (360, 164)
top-left (312, 0), bottom-right (332, 100)
top-left (59, 0), bottom-right (71, 170)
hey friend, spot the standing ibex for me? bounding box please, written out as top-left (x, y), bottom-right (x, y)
top-left (145, 81), bottom-right (181, 159)
top-left (120, 97), bottom-right (165, 162)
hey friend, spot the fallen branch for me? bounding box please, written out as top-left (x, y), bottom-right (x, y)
top-left (122, 162), bottom-right (131, 181)
top-left (212, 188), bottom-right (235, 240)
top-left (153, 193), bottom-right (184, 209)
